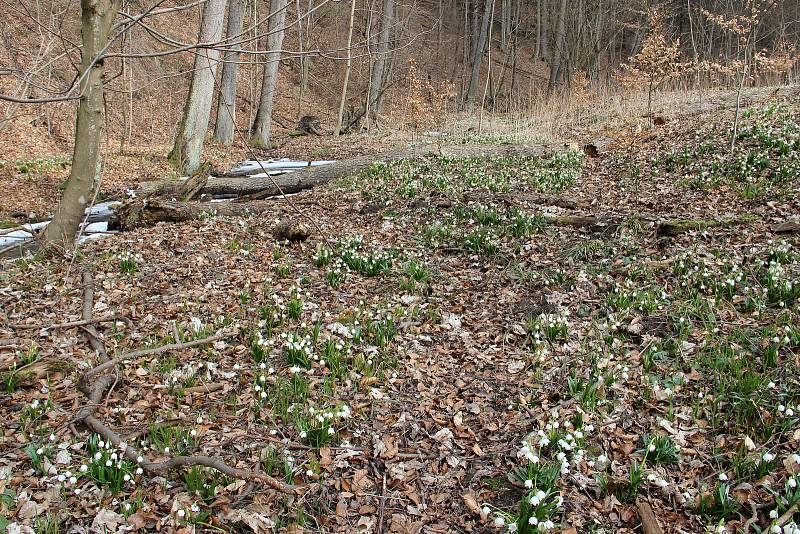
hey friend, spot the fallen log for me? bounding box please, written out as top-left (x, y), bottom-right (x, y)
top-left (137, 142), bottom-right (577, 200)
top-left (772, 220), bottom-right (800, 234)
top-left (143, 162), bottom-right (213, 200)
top-left (108, 199), bottom-right (277, 231)
top-left (655, 216), bottom-right (753, 237)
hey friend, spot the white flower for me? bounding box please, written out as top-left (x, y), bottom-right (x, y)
top-left (762, 452), bottom-right (775, 463)
top-left (528, 516), bottom-right (538, 525)
top-left (524, 479), bottom-right (533, 489)
top-left (508, 524), bottom-right (518, 533)
top-left (494, 516), bottom-right (506, 526)
top-left (770, 510), bottom-right (779, 519)
top-left (718, 473), bottom-right (728, 481)
top-left (177, 509), bottom-right (186, 518)
top-left (648, 444), bottom-right (656, 452)
top-left (789, 478), bottom-right (797, 488)
top-left (529, 495), bottom-right (541, 506)
top-left (482, 506), bottom-right (490, 515)
top-left (135, 467), bottom-right (143, 475)
top-left (80, 464), bottom-right (88, 472)
top-left (772, 526), bottom-right (781, 534)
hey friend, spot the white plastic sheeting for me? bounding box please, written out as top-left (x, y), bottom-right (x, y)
top-left (229, 158), bottom-right (335, 176)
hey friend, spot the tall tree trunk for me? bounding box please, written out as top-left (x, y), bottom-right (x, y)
top-left (540, 0), bottom-right (550, 61)
top-left (547, 0), bottom-right (566, 93)
top-left (466, 0), bottom-right (494, 106)
top-left (335, 0), bottom-right (357, 136)
top-left (213, 0), bottom-right (245, 145)
top-left (250, 0), bottom-right (289, 147)
top-left (168, 0), bottom-right (227, 174)
top-left (366, 0), bottom-right (394, 122)
top-left (42, 0), bottom-right (120, 251)
top-left (295, 0), bottom-right (307, 120)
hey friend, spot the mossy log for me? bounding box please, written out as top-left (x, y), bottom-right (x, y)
top-left (108, 199), bottom-right (276, 231)
top-left (655, 216), bottom-right (753, 237)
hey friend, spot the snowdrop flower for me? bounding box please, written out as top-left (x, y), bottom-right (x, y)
top-left (135, 468), bottom-right (143, 475)
top-left (123, 474), bottom-right (131, 482)
top-left (770, 510), bottom-right (779, 519)
top-left (105, 460), bottom-right (112, 467)
top-left (529, 516), bottom-right (538, 525)
top-left (718, 473), bottom-right (728, 482)
top-left (36, 447), bottom-right (44, 455)
top-left (136, 456), bottom-right (143, 463)
top-left (543, 520), bottom-right (554, 529)
top-left (494, 516), bottom-right (506, 526)
top-left (529, 495), bottom-right (541, 506)
top-left (762, 452), bottom-right (775, 463)
top-left (508, 524), bottom-right (518, 533)
top-left (177, 509), bottom-right (186, 518)
top-left (57, 474), bottom-right (66, 482)
top-left (648, 444), bottom-right (656, 452)
top-left (788, 478), bottom-right (797, 488)
top-left (772, 526), bottom-right (781, 534)
top-left (524, 479), bottom-right (533, 489)
top-left (787, 408), bottom-right (795, 417)
top-left (482, 506), bottom-right (491, 515)
top-left (80, 465), bottom-right (88, 473)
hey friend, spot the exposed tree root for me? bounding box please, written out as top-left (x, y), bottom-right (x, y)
top-left (73, 269), bottom-right (303, 495)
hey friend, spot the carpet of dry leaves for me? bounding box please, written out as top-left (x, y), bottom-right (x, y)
top-left (1, 94), bottom-right (799, 534)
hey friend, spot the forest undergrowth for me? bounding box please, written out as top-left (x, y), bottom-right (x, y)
top-left (0, 97), bottom-right (799, 533)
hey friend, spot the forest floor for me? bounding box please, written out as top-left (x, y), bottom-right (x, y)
top-left (1, 91), bottom-right (800, 534)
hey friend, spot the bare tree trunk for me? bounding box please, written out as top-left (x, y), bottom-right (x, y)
top-left (466, 0), bottom-right (494, 106)
top-left (295, 0), bottom-right (307, 120)
top-left (213, 0), bottom-right (245, 145)
top-left (42, 0), bottom-right (120, 251)
top-left (168, 0), bottom-right (227, 174)
top-left (250, 0), bottom-right (289, 147)
top-left (547, 0), bottom-right (566, 93)
top-left (366, 0), bottom-right (395, 122)
top-left (335, 0), bottom-right (357, 136)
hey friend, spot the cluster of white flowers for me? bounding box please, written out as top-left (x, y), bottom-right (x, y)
top-left (283, 331), bottom-right (314, 360)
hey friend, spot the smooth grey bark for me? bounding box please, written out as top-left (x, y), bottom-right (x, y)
top-left (168, 0), bottom-right (227, 174)
top-left (335, 0), bottom-right (357, 136)
top-left (43, 0), bottom-right (120, 250)
top-left (213, 0), bottom-right (245, 145)
top-left (466, 0), bottom-right (494, 106)
top-left (547, 0), bottom-right (567, 92)
top-left (366, 0), bottom-right (394, 121)
top-left (250, 0), bottom-right (289, 148)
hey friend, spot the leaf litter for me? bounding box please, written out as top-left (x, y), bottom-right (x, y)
top-left (1, 97), bottom-right (799, 533)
